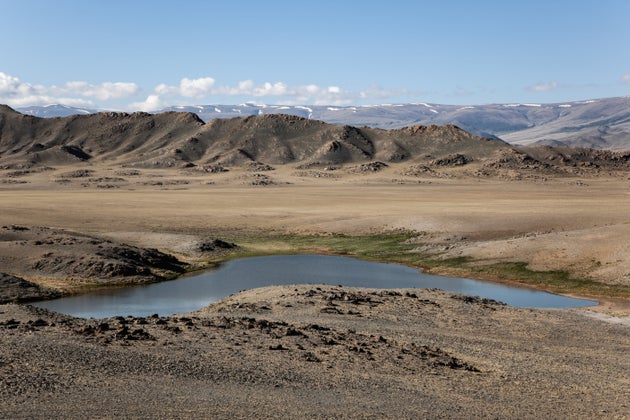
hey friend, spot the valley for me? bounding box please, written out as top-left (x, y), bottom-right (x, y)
top-left (1, 107), bottom-right (629, 418)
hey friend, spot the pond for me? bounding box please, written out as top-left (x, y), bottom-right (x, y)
top-left (32, 254), bottom-right (596, 318)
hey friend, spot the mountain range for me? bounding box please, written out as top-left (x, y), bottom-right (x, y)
top-left (15, 96), bottom-right (630, 151)
top-left (1, 104), bottom-right (628, 176)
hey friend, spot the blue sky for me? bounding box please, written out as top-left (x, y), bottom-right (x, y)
top-left (1, 0), bottom-right (629, 110)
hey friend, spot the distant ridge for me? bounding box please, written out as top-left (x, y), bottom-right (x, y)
top-left (16, 96), bottom-right (630, 151)
top-left (1, 106), bottom-right (628, 175)
top-left (17, 104), bottom-right (98, 118)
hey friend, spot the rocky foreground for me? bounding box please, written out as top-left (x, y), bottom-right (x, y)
top-left (1, 285), bottom-right (628, 418)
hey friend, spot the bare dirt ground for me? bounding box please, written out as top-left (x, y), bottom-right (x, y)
top-left (1, 163), bottom-right (629, 417)
top-left (1, 286), bottom-right (629, 419)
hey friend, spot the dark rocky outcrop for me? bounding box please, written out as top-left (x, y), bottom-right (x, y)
top-left (0, 273), bottom-right (63, 303)
top-left (431, 153), bottom-right (471, 166)
top-left (0, 225), bottom-right (188, 288)
top-left (197, 239), bottom-right (237, 253)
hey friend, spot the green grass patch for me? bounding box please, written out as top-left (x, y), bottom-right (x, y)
top-left (226, 231), bottom-right (419, 260)
top-left (471, 262), bottom-right (630, 299)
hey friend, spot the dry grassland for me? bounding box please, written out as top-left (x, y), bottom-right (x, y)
top-left (1, 165), bottom-right (629, 302)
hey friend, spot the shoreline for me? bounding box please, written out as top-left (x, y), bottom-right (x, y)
top-left (29, 249), bottom-right (620, 319)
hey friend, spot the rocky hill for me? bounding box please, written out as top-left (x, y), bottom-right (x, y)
top-left (0, 105), bottom-right (203, 167)
top-left (161, 98), bottom-right (630, 151)
top-left (17, 96), bottom-right (630, 151)
top-left (1, 105), bottom-right (628, 174)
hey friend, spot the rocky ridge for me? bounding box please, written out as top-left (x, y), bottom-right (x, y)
top-left (17, 96), bottom-right (630, 151)
top-left (2, 106), bottom-right (629, 175)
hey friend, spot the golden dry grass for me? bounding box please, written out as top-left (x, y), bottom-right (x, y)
top-left (2, 165), bottom-right (629, 293)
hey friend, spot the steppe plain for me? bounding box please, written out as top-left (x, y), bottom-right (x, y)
top-left (0, 108), bottom-right (629, 418)
top-left (1, 163), bottom-right (629, 418)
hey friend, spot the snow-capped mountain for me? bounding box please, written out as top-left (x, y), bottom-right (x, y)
top-left (17, 104), bottom-right (97, 118)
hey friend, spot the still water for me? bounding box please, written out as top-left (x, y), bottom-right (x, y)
top-left (33, 254), bottom-right (596, 318)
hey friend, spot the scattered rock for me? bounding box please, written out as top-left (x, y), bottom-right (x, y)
top-left (29, 319), bottom-right (49, 327)
top-left (400, 164), bottom-right (451, 178)
top-left (431, 154), bottom-right (471, 166)
top-left (268, 344), bottom-right (288, 351)
top-left (246, 161), bottom-right (275, 172)
top-left (88, 177), bottom-right (126, 183)
top-left (115, 169), bottom-right (142, 176)
top-left (197, 239), bottom-right (237, 253)
top-left (292, 170), bottom-right (339, 178)
top-left (450, 294), bottom-right (506, 306)
top-left (58, 169), bottom-right (94, 178)
top-left (241, 173), bottom-right (276, 186)
top-left (347, 161), bottom-right (389, 173)
top-left (188, 164), bottom-right (228, 173)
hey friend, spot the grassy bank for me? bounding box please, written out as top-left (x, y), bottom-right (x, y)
top-left (211, 232), bottom-right (630, 300)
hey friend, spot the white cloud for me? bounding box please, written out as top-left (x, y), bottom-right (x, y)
top-left (3, 94), bottom-right (94, 108)
top-left (0, 72), bottom-right (22, 95)
top-left (154, 83), bottom-right (177, 95)
top-left (141, 79), bottom-right (415, 107)
top-left (238, 80), bottom-right (255, 91)
top-left (59, 81), bottom-right (139, 100)
top-left (527, 81), bottom-right (558, 92)
top-left (253, 81), bottom-right (287, 97)
top-left (154, 78), bottom-right (367, 105)
top-left (149, 77), bottom-right (218, 99)
top-left (0, 71), bottom-right (139, 107)
top-left (1, 71), bottom-right (415, 110)
top-left (219, 81), bottom-right (412, 105)
top-left (0, 72), bottom-right (46, 100)
top-left (212, 80), bottom-right (290, 97)
top-left (179, 77), bottom-right (216, 97)
top-left (622, 74), bottom-right (630, 84)
top-left (305, 84), bottom-right (319, 94)
top-left (129, 94), bottom-right (164, 112)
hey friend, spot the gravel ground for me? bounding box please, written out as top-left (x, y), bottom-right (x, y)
top-left (1, 285), bottom-right (628, 419)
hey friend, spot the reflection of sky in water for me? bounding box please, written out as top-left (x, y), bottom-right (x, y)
top-left (33, 254), bottom-right (596, 318)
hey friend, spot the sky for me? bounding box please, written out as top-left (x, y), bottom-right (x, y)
top-left (1, 0), bottom-right (629, 111)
